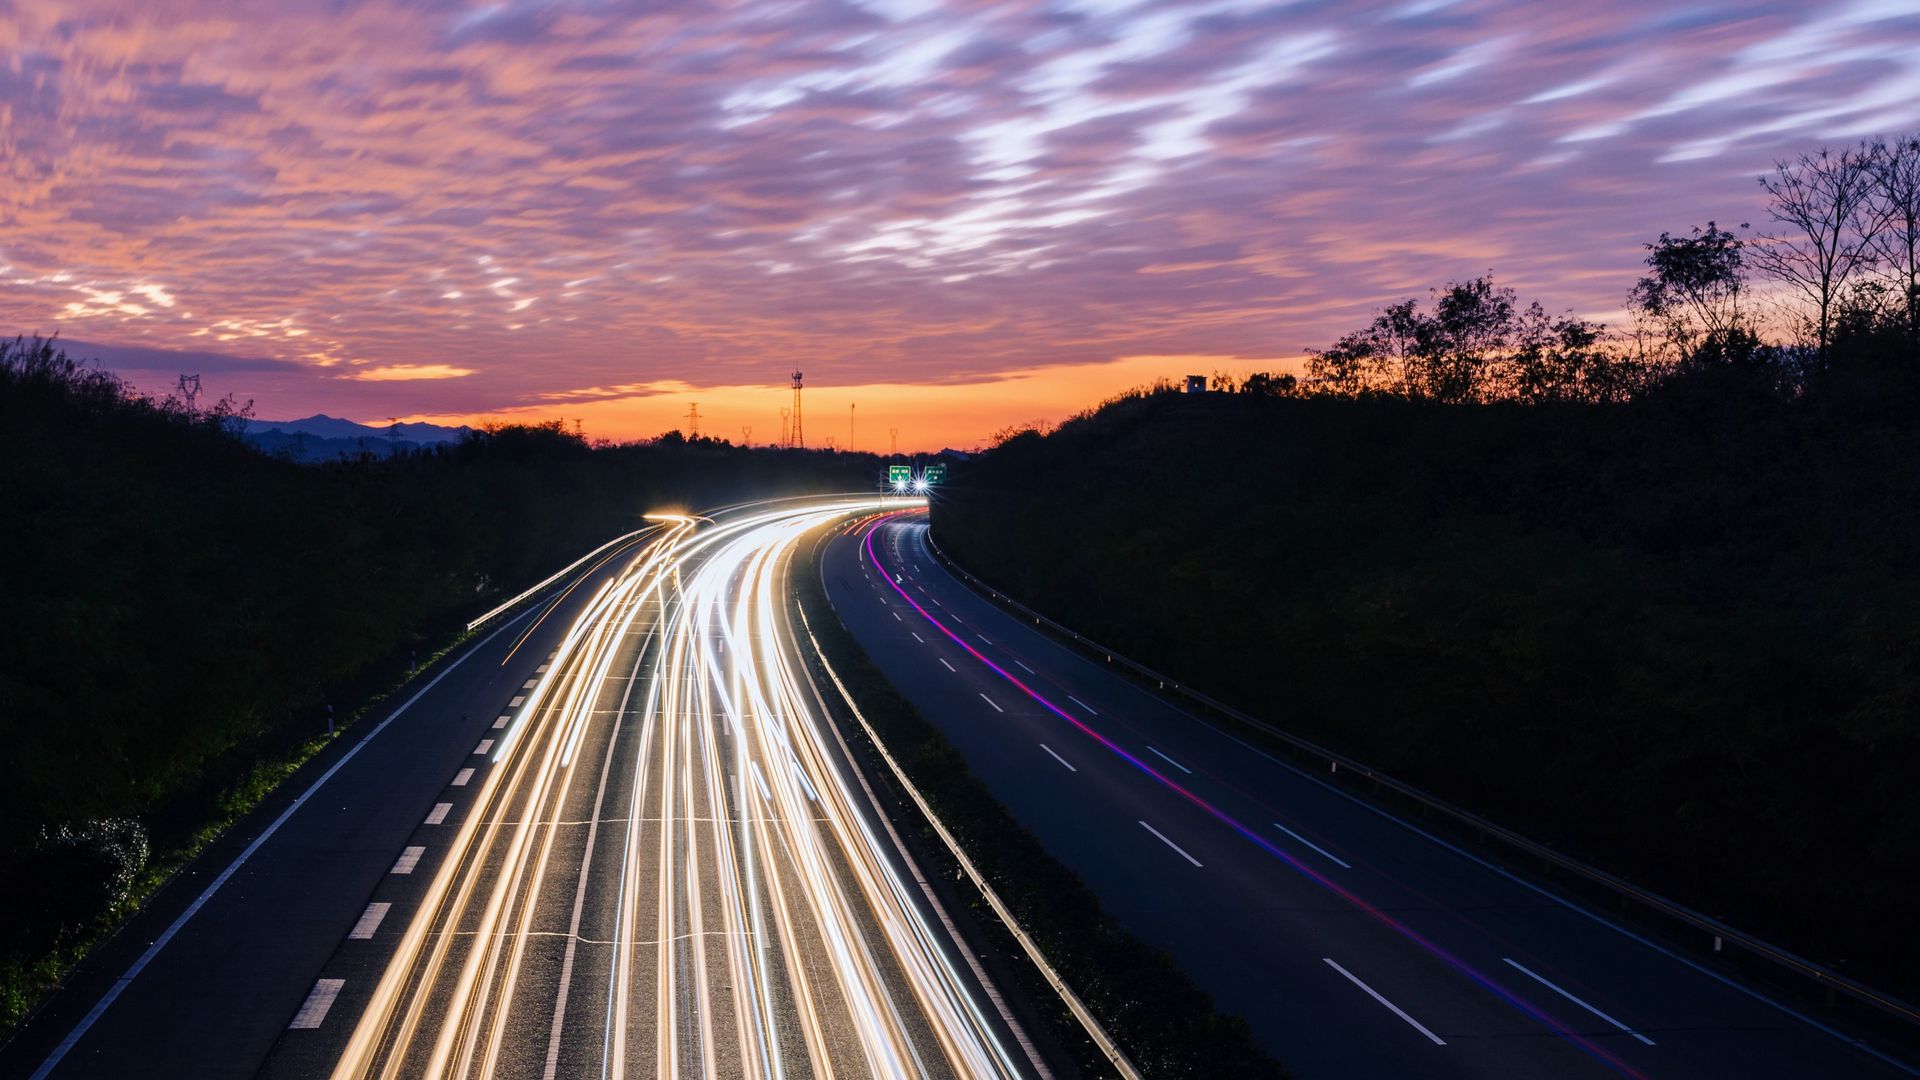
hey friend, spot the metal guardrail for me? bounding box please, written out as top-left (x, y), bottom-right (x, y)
top-left (794, 555), bottom-right (1144, 1080)
top-left (921, 528), bottom-right (1920, 1034)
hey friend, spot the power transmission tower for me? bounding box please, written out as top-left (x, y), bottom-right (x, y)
top-left (387, 417), bottom-right (400, 456)
top-left (790, 369), bottom-right (804, 448)
top-left (741, 425), bottom-right (753, 445)
top-left (849, 402), bottom-right (855, 453)
top-left (889, 427), bottom-right (898, 456)
top-left (780, 408), bottom-right (790, 447)
top-left (685, 402), bottom-right (701, 439)
top-left (177, 373), bottom-right (202, 413)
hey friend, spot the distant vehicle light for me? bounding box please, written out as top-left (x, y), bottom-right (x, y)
top-left (913, 478), bottom-right (928, 492)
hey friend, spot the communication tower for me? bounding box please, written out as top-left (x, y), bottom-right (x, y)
top-left (790, 369), bottom-right (804, 448)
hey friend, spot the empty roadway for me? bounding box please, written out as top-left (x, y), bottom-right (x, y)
top-left (821, 509), bottom-right (1918, 1080)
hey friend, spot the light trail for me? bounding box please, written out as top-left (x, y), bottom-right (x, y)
top-left (330, 498), bottom-right (1027, 1080)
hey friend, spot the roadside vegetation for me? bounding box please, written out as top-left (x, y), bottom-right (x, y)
top-left (795, 530), bottom-right (1284, 1078)
top-left (0, 337), bottom-right (873, 1034)
top-left (936, 135), bottom-right (1920, 1001)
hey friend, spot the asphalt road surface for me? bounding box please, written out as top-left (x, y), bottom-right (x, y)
top-left (8, 497), bottom-right (1042, 1080)
top-left (820, 508), bottom-right (1919, 1080)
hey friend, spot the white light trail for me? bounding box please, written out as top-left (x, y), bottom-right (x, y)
top-left (331, 498), bottom-right (1022, 1080)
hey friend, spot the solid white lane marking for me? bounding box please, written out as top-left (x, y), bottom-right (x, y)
top-left (425, 802), bottom-right (453, 826)
top-left (1068, 695), bottom-right (1099, 716)
top-left (1146, 745), bottom-right (1192, 774)
top-left (911, 632), bottom-right (925, 643)
top-left (938, 658), bottom-right (956, 672)
top-left (1273, 822), bottom-right (1352, 869)
top-left (288, 979), bottom-right (345, 1029)
top-left (1014, 660), bottom-right (1036, 674)
top-left (523, 679), bottom-right (537, 689)
top-left (1138, 820), bottom-right (1203, 867)
top-left (509, 695), bottom-right (526, 707)
top-left (1323, 958), bottom-right (1445, 1045)
top-left (348, 902), bottom-right (391, 940)
top-left (474, 739), bottom-right (493, 755)
top-left (26, 605), bottom-right (540, 1080)
top-left (452, 767), bottom-right (474, 787)
top-left (391, 846), bottom-right (426, 875)
top-left (980, 693), bottom-right (1004, 713)
top-left (493, 714), bottom-right (510, 729)
top-left (1503, 958), bottom-right (1656, 1046)
top-left (1039, 744), bottom-right (1077, 772)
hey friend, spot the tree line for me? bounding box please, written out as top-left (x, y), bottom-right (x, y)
top-left (1288, 134), bottom-right (1920, 405)
top-left (935, 139), bottom-right (1920, 1000)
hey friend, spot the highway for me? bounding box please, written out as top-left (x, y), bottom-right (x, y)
top-left (10, 498), bottom-right (1042, 1080)
top-left (821, 509), bottom-right (1920, 1080)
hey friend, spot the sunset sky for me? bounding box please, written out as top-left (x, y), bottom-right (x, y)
top-left (6, 1), bottom-right (1920, 449)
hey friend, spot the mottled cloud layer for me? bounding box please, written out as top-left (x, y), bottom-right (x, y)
top-left (5, 0), bottom-right (1920, 439)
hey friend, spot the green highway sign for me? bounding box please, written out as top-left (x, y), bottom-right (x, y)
top-left (923, 464), bottom-right (947, 484)
top-left (888, 464), bottom-right (912, 486)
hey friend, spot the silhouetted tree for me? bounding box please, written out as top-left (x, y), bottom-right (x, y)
top-left (1310, 277), bottom-right (1622, 403)
top-left (1629, 222), bottom-right (1751, 367)
top-left (1241, 372), bottom-right (1298, 397)
top-left (1867, 134), bottom-right (1920, 342)
top-left (1751, 144), bottom-right (1887, 364)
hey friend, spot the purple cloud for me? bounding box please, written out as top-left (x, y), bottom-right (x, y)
top-left (2, 0), bottom-right (1918, 428)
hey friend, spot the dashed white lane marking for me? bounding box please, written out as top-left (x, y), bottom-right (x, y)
top-left (426, 802), bottom-right (453, 825)
top-left (980, 693), bottom-right (1004, 713)
top-left (1039, 744), bottom-right (1077, 772)
top-left (391, 846), bottom-right (426, 875)
top-left (452, 767), bottom-right (475, 787)
top-left (536, 664), bottom-right (549, 673)
top-left (1503, 958), bottom-right (1656, 1046)
top-left (493, 714), bottom-right (510, 729)
top-left (522, 679), bottom-right (537, 689)
top-left (1014, 660), bottom-right (1036, 674)
top-left (1138, 820), bottom-right (1203, 867)
top-left (893, 611), bottom-right (903, 621)
top-left (938, 658), bottom-right (956, 673)
top-left (24, 605), bottom-right (545, 1080)
top-left (1146, 745), bottom-right (1192, 774)
top-left (509, 695), bottom-right (526, 707)
top-left (977, 633), bottom-right (992, 645)
top-left (288, 979), bottom-right (345, 1029)
top-left (348, 902), bottom-right (391, 940)
top-left (1323, 958), bottom-right (1446, 1045)
top-left (474, 739), bottom-right (493, 755)
top-left (1273, 822), bottom-right (1351, 869)
top-left (911, 632), bottom-right (925, 643)
top-left (1068, 695), bottom-right (1098, 715)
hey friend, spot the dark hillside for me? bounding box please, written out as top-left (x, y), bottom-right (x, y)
top-left (933, 384), bottom-right (1920, 997)
top-left (0, 338), bottom-right (872, 1027)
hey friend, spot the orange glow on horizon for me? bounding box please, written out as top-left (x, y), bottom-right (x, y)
top-left (391, 354), bottom-right (1306, 453)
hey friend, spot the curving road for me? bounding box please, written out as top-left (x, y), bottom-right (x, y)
top-left (13, 498), bottom-right (1043, 1080)
top-left (821, 509), bottom-right (1919, 1080)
